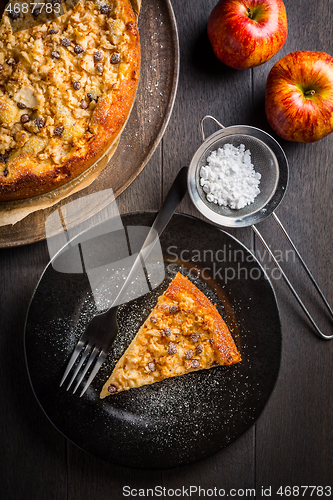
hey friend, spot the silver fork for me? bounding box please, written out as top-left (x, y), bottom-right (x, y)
top-left (60, 305), bottom-right (119, 396)
top-left (60, 167), bottom-right (188, 397)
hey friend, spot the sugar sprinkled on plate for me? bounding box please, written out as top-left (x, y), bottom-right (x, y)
top-left (200, 143), bottom-right (261, 210)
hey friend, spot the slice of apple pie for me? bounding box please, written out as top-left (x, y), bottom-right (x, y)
top-left (100, 272), bottom-right (241, 398)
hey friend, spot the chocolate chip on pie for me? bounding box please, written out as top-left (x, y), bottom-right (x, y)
top-left (61, 37), bottom-right (71, 47)
top-left (110, 53), bottom-right (121, 64)
top-left (190, 333), bottom-right (200, 342)
top-left (107, 384), bottom-right (118, 394)
top-left (99, 4), bottom-right (110, 15)
top-left (94, 51), bottom-right (103, 62)
top-left (20, 114), bottom-right (30, 124)
top-left (74, 45), bottom-right (84, 54)
top-left (196, 344), bottom-right (203, 355)
top-left (54, 126), bottom-right (64, 136)
top-left (184, 349), bottom-right (193, 360)
top-left (35, 117), bottom-right (45, 129)
top-left (72, 80), bottom-right (81, 90)
top-left (167, 342), bottom-right (177, 355)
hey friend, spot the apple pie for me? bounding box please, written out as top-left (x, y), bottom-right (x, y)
top-left (100, 272), bottom-right (241, 398)
top-left (0, 0), bottom-right (140, 200)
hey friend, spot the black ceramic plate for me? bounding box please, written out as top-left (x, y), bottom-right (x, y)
top-left (25, 212), bottom-right (281, 469)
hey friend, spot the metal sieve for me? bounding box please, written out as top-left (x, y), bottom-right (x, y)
top-left (187, 115), bottom-right (333, 340)
top-left (188, 116), bottom-right (288, 228)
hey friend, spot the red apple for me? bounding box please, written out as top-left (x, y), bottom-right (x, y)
top-left (207, 0), bottom-right (288, 70)
top-left (265, 51), bottom-right (333, 143)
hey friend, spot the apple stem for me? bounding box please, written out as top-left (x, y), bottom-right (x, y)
top-left (305, 90), bottom-right (316, 96)
top-left (246, 7), bottom-right (253, 19)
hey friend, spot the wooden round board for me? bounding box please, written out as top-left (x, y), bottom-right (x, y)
top-left (0, 0), bottom-right (179, 247)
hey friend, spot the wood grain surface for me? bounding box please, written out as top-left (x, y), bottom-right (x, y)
top-left (1, 0), bottom-right (333, 498)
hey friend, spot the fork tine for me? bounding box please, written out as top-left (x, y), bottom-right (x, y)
top-left (80, 351), bottom-right (107, 397)
top-left (66, 342), bottom-right (93, 391)
top-left (72, 346), bottom-right (100, 394)
top-left (60, 339), bottom-right (85, 387)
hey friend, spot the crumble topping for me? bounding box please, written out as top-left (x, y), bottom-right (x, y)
top-left (0, 0), bottom-right (136, 175)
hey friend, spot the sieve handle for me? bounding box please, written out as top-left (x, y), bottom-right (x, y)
top-left (251, 217), bottom-right (333, 340)
top-left (199, 115), bottom-right (225, 142)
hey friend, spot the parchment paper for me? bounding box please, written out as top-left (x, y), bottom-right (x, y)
top-left (0, 0), bottom-right (141, 228)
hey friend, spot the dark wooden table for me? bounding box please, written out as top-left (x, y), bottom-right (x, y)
top-left (1, 0), bottom-right (333, 498)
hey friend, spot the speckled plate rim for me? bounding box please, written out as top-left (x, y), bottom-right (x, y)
top-left (24, 211), bottom-right (282, 469)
